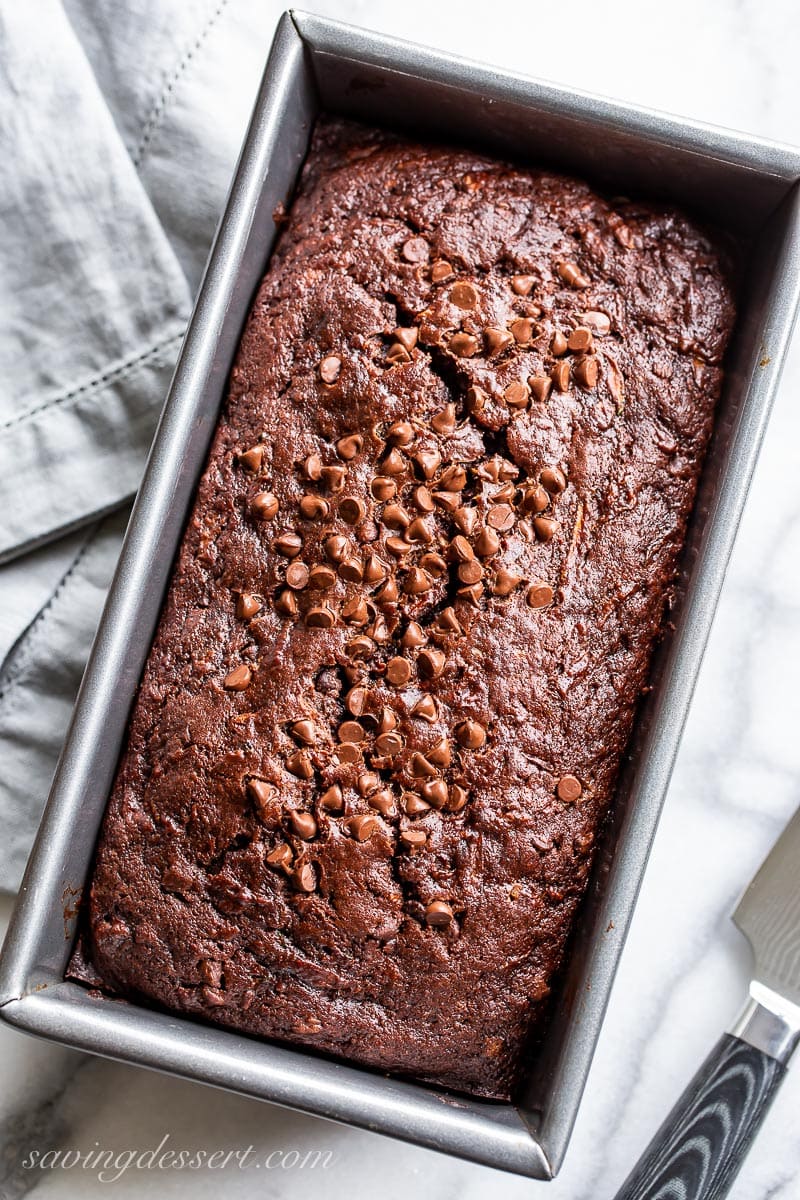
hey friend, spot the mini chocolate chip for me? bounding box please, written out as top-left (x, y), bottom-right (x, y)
top-left (299, 494), bottom-right (329, 521)
top-left (286, 562), bottom-right (310, 589)
top-left (376, 576), bottom-right (400, 604)
top-left (401, 621), bottom-right (427, 649)
top-left (385, 536), bottom-right (411, 558)
top-left (266, 843), bottom-right (293, 869)
top-left (345, 686), bottom-right (368, 716)
top-left (493, 568), bottom-right (523, 596)
top-left (557, 774), bottom-right (583, 802)
top-left (371, 476), bottom-right (396, 501)
top-left (369, 789), bottom-right (395, 817)
top-left (436, 606), bottom-right (462, 634)
top-left (510, 318), bottom-right (534, 344)
top-left (292, 863), bottom-right (317, 892)
top-left (504, 381), bottom-right (530, 409)
top-left (487, 504), bottom-right (515, 531)
top-left (450, 534), bottom-right (474, 562)
top-left (411, 695), bottom-right (438, 723)
top-left (427, 738), bottom-right (451, 768)
top-left (466, 385), bottom-right (487, 413)
top-left (404, 567), bottom-right (433, 595)
top-left (275, 589), bottom-right (299, 618)
top-left (458, 559), bottom-right (483, 585)
top-left (407, 517), bottom-right (433, 544)
top-left (363, 553), bottom-right (388, 583)
top-left (491, 482), bottom-right (517, 503)
top-left (540, 466), bottom-right (567, 494)
top-left (308, 565), bottom-right (336, 590)
top-left (387, 420), bottom-right (415, 447)
top-left (348, 813), bottom-right (381, 841)
top-left (383, 502), bottom-right (411, 530)
top-left (290, 718), bottom-right (316, 744)
top-left (484, 327), bottom-right (513, 356)
top-left (410, 752), bottom-right (437, 778)
top-left (305, 606), bottom-right (336, 628)
top-left (375, 730), bottom-right (405, 756)
top-left (386, 656), bottom-right (412, 686)
top-left (319, 784), bottom-right (344, 812)
top-left (420, 551), bottom-right (447, 576)
top-left (394, 327), bottom-right (419, 351)
top-left (412, 486), bottom-right (435, 513)
top-left (370, 614), bottom-right (391, 644)
top-left (339, 720), bottom-right (366, 744)
top-left (511, 274), bottom-right (536, 296)
top-left (557, 261), bottom-right (591, 289)
top-left (551, 330), bottom-right (569, 357)
top-left (338, 556), bottom-right (364, 583)
top-left (527, 581), bottom-right (555, 608)
top-left (421, 778), bottom-right (449, 808)
top-left (447, 785), bottom-right (469, 812)
top-left (574, 355), bottom-right (600, 389)
top-left (418, 648), bottom-right (445, 679)
top-left (449, 332), bottom-right (479, 357)
top-left (346, 635), bottom-right (375, 660)
top-left (324, 534), bottom-right (349, 562)
top-left (431, 404), bottom-right (457, 435)
top-left (321, 464), bottom-right (347, 492)
top-left (450, 281), bottom-right (479, 309)
top-left (568, 326), bottom-right (594, 353)
top-left (342, 596), bottom-right (369, 625)
top-left (580, 311), bottom-right (612, 336)
top-left (378, 706), bottom-right (398, 733)
top-left (239, 445), bottom-right (265, 471)
top-left (475, 527), bottom-right (501, 557)
top-left (402, 237), bottom-right (429, 263)
top-left (236, 593), bottom-right (262, 619)
top-left (431, 259), bottom-right (453, 281)
top-left (414, 448), bottom-right (442, 480)
top-left (290, 811), bottom-right (318, 840)
top-left (356, 771), bottom-right (380, 797)
top-left (319, 355), bottom-right (342, 383)
top-left (533, 516), bottom-right (560, 541)
top-left (440, 464), bottom-right (468, 491)
top-left (335, 434), bottom-right (364, 460)
top-left (303, 453), bottom-right (323, 481)
top-left (224, 665), bottom-right (251, 691)
top-left (404, 792), bottom-right (431, 816)
top-left (453, 506), bottom-right (479, 536)
top-left (339, 497), bottom-right (367, 524)
top-left (520, 484), bottom-right (550, 514)
top-left (386, 343), bottom-right (411, 366)
top-left (529, 375), bottom-right (553, 403)
top-left (381, 448), bottom-right (406, 475)
top-left (286, 750), bottom-right (314, 779)
top-left (251, 491), bottom-right (279, 520)
top-left (457, 582), bottom-right (484, 605)
top-left (425, 899), bottom-right (454, 927)
top-left (456, 719), bottom-right (486, 749)
top-left (337, 742), bottom-right (362, 765)
top-left (551, 361), bottom-right (571, 392)
top-left (274, 532), bottom-right (303, 557)
top-left (433, 490), bottom-right (460, 514)
top-left (399, 829), bottom-right (427, 850)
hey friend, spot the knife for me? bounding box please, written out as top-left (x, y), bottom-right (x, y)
top-left (614, 804), bottom-right (800, 1200)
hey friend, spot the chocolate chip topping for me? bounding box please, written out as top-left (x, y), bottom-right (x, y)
top-left (250, 491), bottom-right (279, 521)
top-left (425, 900), bottom-right (454, 928)
top-left (223, 665), bottom-right (252, 691)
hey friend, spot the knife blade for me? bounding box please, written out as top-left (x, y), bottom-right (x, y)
top-left (614, 804), bottom-right (800, 1200)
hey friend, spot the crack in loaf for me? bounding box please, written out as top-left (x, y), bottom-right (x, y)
top-left (77, 118), bottom-right (736, 1099)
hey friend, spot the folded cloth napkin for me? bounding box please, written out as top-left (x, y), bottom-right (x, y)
top-left (0, 0), bottom-right (283, 892)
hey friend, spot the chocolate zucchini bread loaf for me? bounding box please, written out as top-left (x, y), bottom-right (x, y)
top-left (80, 118), bottom-right (734, 1100)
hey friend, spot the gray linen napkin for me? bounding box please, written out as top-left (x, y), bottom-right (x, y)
top-left (0, 0), bottom-right (281, 892)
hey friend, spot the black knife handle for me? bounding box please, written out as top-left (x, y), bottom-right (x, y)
top-left (613, 1034), bottom-right (785, 1200)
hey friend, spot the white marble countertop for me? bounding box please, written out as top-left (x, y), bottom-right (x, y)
top-left (2, 0), bottom-right (799, 1196)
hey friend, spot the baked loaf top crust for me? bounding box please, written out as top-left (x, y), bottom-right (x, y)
top-left (82, 119), bottom-right (734, 1099)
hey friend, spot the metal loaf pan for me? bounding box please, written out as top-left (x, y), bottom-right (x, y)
top-left (2, 10), bottom-right (799, 1180)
